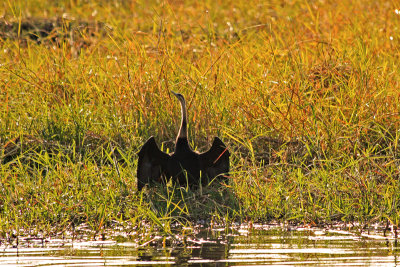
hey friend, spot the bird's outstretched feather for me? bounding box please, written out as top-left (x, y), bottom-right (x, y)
top-left (137, 136), bottom-right (170, 191)
top-left (199, 137), bottom-right (230, 185)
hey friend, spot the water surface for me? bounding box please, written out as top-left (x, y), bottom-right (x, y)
top-left (1, 224), bottom-right (399, 266)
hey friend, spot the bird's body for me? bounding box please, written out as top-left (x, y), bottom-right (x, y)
top-left (137, 92), bottom-right (230, 191)
top-left (169, 138), bottom-right (200, 185)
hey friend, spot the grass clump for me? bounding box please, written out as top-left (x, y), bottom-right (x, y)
top-left (1, 0), bottom-right (400, 242)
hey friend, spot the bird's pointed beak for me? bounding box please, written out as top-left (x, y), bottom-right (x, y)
top-left (171, 91), bottom-right (178, 96)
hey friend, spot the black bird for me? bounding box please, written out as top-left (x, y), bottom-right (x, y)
top-left (137, 91), bottom-right (230, 191)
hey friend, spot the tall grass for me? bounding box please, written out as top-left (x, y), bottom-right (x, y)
top-left (1, 0), bottom-right (400, 241)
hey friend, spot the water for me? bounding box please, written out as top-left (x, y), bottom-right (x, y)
top-left (1, 224), bottom-right (400, 266)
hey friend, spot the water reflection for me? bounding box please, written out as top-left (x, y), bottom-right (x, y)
top-left (1, 224), bottom-right (400, 266)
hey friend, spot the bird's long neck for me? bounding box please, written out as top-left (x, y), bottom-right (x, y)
top-left (177, 98), bottom-right (188, 142)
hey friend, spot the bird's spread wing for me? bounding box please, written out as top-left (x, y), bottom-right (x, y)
top-left (199, 137), bottom-right (230, 183)
top-left (137, 136), bottom-right (170, 191)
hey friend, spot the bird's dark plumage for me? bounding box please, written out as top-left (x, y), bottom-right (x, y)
top-left (137, 92), bottom-right (230, 191)
top-left (137, 136), bottom-right (169, 191)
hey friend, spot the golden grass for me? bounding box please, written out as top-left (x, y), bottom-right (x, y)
top-left (1, 0), bottom-right (400, 241)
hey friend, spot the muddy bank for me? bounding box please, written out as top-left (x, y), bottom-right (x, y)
top-left (0, 17), bottom-right (112, 50)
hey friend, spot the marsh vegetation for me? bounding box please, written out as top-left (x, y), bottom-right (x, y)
top-left (1, 0), bottom-right (400, 245)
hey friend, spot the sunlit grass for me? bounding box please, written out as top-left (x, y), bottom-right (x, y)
top-left (1, 0), bottom-right (400, 241)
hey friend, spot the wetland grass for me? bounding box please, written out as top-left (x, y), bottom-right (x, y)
top-left (1, 0), bottom-right (400, 243)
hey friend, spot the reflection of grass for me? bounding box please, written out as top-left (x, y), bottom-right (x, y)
top-left (1, 0), bottom-right (400, 241)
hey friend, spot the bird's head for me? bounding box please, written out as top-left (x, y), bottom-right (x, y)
top-left (171, 91), bottom-right (186, 104)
